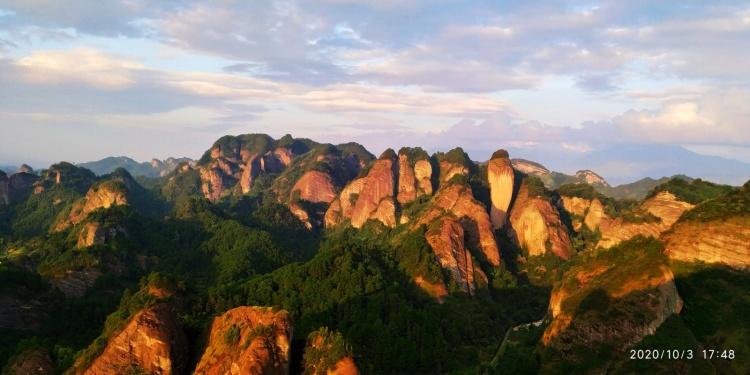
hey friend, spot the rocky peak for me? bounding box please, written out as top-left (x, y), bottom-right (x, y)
top-left (18, 164), bottom-right (34, 174)
top-left (77, 302), bottom-right (188, 375)
top-left (195, 306), bottom-right (293, 375)
top-left (507, 181), bottom-right (572, 259)
top-left (415, 182), bottom-right (501, 267)
top-left (425, 214), bottom-right (481, 294)
top-left (55, 180), bottom-right (129, 231)
top-left (575, 169), bottom-right (610, 187)
top-left (511, 158), bottom-right (550, 175)
top-left (434, 147), bottom-right (473, 186)
top-left (350, 150), bottom-right (398, 228)
top-left (487, 149), bottom-right (515, 229)
top-left (397, 147), bottom-right (432, 206)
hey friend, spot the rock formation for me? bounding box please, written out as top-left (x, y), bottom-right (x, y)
top-left (507, 183), bottom-right (572, 259)
top-left (55, 180), bottom-right (129, 231)
top-left (194, 306), bottom-right (293, 375)
top-left (304, 329), bottom-right (361, 375)
top-left (49, 268), bottom-right (102, 298)
top-left (425, 215), bottom-right (480, 294)
top-left (575, 169), bottom-right (609, 187)
top-left (0, 169), bottom-right (39, 205)
top-left (77, 222), bottom-right (127, 248)
top-left (511, 158), bottom-right (550, 176)
top-left (292, 170), bottom-right (337, 203)
top-left (79, 302), bottom-right (188, 375)
top-left (396, 148), bottom-right (432, 206)
top-left (597, 192), bottom-right (694, 248)
top-left (542, 237), bottom-right (682, 372)
top-left (664, 216), bottom-right (750, 269)
top-left (0, 171), bottom-right (8, 205)
top-left (487, 150), bottom-right (514, 229)
top-left (416, 183), bottom-right (501, 267)
top-left (6, 349), bottom-right (54, 375)
top-left (326, 150), bottom-right (398, 229)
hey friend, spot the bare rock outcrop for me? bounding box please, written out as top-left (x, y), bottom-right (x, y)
top-left (575, 169), bottom-right (609, 187)
top-left (195, 307), bottom-right (293, 375)
top-left (425, 215), bottom-right (481, 294)
top-left (487, 150), bottom-right (514, 229)
top-left (325, 179), bottom-right (366, 228)
top-left (396, 148), bottom-right (432, 206)
top-left (598, 192), bottom-right (694, 248)
top-left (541, 238), bottom-right (682, 372)
top-left (77, 222), bottom-right (127, 248)
top-left (79, 302), bottom-right (188, 375)
top-left (304, 329), bottom-right (361, 375)
top-left (0, 169), bottom-right (39, 205)
top-left (664, 216), bottom-right (750, 269)
top-left (511, 158), bottom-right (550, 176)
top-left (508, 184), bottom-right (571, 259)
top-left (292, 170), bottom-right (337, 203)
top-left (55, 181), bottom-right (129, 231)
top-left (327, 151), bottom-right (398, 229)
top-left (438, 161), bottom-right (468, 185)
top-left (0, 171), bottom-right (8, 205)
top-left (49, 268), bottom-right (102, 298)
top-left (416, 183), bottom-right (501, 267)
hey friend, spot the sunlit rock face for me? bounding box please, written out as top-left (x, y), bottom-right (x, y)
top-left (80, 302), bottom-right (188, 375)
top-left (508, 183), bottom-right (572, 259)
top-left (425, 215), bottom-right (481, 294)
top-left (55, 181), bottom-right (129, 231)
top-left (487, 150), bottom-right (514, 229)
top-left (664, 216), bottom-right (750, 269)
top-left (575, 169), bottom-right (610, 187)
top-left (195, 307), bottom-right (293, 375)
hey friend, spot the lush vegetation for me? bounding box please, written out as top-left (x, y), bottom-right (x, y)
top-left (1, 134), bottom-right (748, 374)
top-left (679, 180), bottom-right (750, 222)
top-left (644, 177), bottom-right (733, 204)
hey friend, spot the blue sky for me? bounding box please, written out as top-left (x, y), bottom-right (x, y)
top-left (1, 0), bottom-right (749, 177)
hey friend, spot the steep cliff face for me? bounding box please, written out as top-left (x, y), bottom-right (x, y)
top-left (416, 183), bottom-right (501, 267)
top-left (326, 150), bottom-right (398, 229)
top-left (0, 170), bottom-right (39, 205)
top-left (0, 171), bottom-right (8, 205)
top-left (575, 169), bottom-right (609, 187)
top-left (664, 216), bottom-right (750, 269)
top-left (511, 158), bottom-right (550, 175)
top-left (351, 155), bottom-right (397, 228)
top-left (396, 148), bottom-right (432, 206)
top-left (194, 306), bottom-right (293, 375)
top-left (325, 179), bottom-right (366, 228)
top-left (597, 192), bottom-right (694, 248)
top-left (49, 268), bottom-right (102, 298)
top-left (194, 134), bottom-right (313, 201)
top-left (80, 302), bottom-right (188, 375)
top-left (77, 222), bottom-right (127, 248)
top-left (425, 215), bottom-right (481, 294)
top-left (487, 150), bottom-right (514, 229)
top-left (55, 180), bottom-right (129, 231)
top-left (438, 161), bottom-right (468, 185)
top-left (507, 184), bottom-right (572, 259)
top-left (541, 237), bottom-right (682, 372)
top-left (292, 170), bottom-right (337, 203)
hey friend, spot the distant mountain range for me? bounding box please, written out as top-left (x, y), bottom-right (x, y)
top-left (77, 156), bottom-right (195, 177)
top-left (505, 144), bottom-right (750, 186)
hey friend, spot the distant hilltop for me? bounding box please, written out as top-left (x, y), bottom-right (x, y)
top-left (77, 156), bottom-right (195, 177)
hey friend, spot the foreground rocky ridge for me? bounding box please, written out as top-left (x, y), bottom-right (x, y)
top-left (195, 306), bottom-right (293, 375)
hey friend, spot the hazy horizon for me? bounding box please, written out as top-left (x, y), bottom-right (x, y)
top-left (1, 1), bottom-right (749, 184)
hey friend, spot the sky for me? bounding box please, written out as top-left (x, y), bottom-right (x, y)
top-left (1, 1), bottom-right (749, 182)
